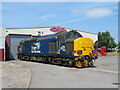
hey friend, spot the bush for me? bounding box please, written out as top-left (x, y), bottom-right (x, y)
top-left (117, 49), bottom-right (120, 53)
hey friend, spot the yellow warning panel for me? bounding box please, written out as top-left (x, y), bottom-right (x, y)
top-left (74, 37), bottom-right (94, 56)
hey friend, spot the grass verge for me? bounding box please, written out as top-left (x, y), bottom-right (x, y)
top-left (106, 51), bottom-right (119, 56)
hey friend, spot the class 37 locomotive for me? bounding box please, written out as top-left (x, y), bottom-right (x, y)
top-left (17, 30), bottom-right (98, 68)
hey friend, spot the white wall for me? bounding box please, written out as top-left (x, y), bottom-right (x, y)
top-left (5, 27), bottom-right (55, 36)
top-left (0, 28), bottom-right (5, 60)
top-left (0, 28), bottom-right (5, 49)
top-left (77, 30), bottom-right (98, 43)
top-left (5, 27), bottom-right (98, 43)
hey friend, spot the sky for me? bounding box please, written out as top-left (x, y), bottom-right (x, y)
top-left (2, 2), bottom-right (118, 43)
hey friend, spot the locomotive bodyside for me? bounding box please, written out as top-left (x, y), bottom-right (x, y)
top-left (18, 31), bottom-right (98, 68)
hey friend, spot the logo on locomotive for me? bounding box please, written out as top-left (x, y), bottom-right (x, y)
top-left (31, 42), bottom-right (41, 53)
top-left (60, 45), bottom-right (66, 51)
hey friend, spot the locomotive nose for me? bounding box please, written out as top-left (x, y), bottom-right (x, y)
top-left (74, 37), bottom-right (94, 56)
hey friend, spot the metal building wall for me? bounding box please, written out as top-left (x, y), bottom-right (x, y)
top-left (0, 49), bottom-right (4, 61)
top-left (77, 30), bottom-right (98, 43)
top-left (6, 27), bottom-right (71, 36)
top-left (5, 27), bottom-right (97, 43)
top-left (4, 27), bottom-right (98, 60)
top-left (5, 27), bottom-right (55, 36)
top-left (5, 34), bottom-right (10, 60)
top-left (5, 34), bottom-right (31, 60)
top-left (0, 28), bottom-right (5, 61)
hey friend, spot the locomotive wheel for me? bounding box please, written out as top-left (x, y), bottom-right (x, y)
top-left (56, 59), bottom-right (62, 65)
top-left (51, 59), bottom-right (55, 64)
top-left (84, 60), bottom-right (89, 68)
top-left (67, 60), bottom-right (73, 67)
top-left (47, 57), bottom-right (52, 63)
top-left (53, 59), bottom-right (59, 65)
top-left (61, 61), bottom-right (67, 66)
top-left (24, 56), bottom-right (29, 61)
top-left (75, 60), bottom-right (84, 68)
top-left (89, 61), bottom-right (95, 67)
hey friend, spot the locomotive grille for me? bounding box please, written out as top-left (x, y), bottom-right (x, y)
top-left (66, 42), bottom-right (74, 54)
top-left (49, 41), bottom-right (56, 50)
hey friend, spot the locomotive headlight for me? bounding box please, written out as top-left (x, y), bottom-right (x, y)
top-left (77, 50), bottom-right (82, 54)
top-left (92, 50), bottom-right (96, 53)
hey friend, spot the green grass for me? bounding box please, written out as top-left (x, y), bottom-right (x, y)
top-left (106, 51), bottom-right (119, 56)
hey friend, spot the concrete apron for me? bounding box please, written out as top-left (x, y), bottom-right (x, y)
top-left (2, 60), bottom-right (31, 88)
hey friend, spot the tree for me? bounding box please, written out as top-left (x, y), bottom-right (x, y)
top-left (118, 42), bottom-right (120, 47)
top-left (118, 42), bottom-right (120, 52)
top-left (98, 31), bottom-right (117, 48)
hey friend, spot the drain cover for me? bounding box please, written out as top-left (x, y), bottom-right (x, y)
top-left (112, 83), bottom-right (120, 85)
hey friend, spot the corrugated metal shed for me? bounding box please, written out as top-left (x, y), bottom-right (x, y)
top-left (5, 26), bottom-right (98, 42)
top-left (5, 34), bottom-right (31, 60)
top-left (0, 49), bottom-right (4, 61)
top-left (1, 26), bottom-right (98, 60)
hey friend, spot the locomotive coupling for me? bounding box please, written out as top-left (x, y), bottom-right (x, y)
top-left (78, 56), bottom-right (85, 61)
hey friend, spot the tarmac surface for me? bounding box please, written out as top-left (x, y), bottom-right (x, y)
top-left (2, 61), bottom-right (31, 88)
top-left (2, 55), bottom-right (119, 88)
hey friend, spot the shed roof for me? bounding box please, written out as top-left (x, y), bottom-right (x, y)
top-left (4, 26), bottom-right (97, 35)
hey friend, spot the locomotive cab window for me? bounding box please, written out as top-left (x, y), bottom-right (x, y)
top-left (49, 41), bottom-right (56, 50)
top-left (75, 32), bottom-right (82, 38)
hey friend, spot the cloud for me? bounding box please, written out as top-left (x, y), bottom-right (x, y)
top-left (86, 8), bottom-right (112, 18)
top-left (55, 7), bottom-right (114, 25)
top-left (55, 8), bottom-right (113, 25)
top-left (38, 14), bottom-right (55, 21)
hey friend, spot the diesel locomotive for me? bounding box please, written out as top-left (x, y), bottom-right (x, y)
top-left (17, 30), bottom-right (98, 68)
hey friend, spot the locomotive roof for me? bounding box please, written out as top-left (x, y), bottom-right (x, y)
top-left (21, 30), bottom-right (82, 43)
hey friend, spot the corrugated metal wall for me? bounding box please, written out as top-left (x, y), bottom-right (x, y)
top-left (77, 31), bottom-right (98, 43)
top-left (5, 34), bottom-right (10, 60)
top-left (5, 34), bottom-right (31, 60)
top-left (0, 49), bottom-right (4, 61)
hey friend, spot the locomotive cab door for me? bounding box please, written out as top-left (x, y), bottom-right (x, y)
top-left (57, 35), bottom-right (66, 56)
